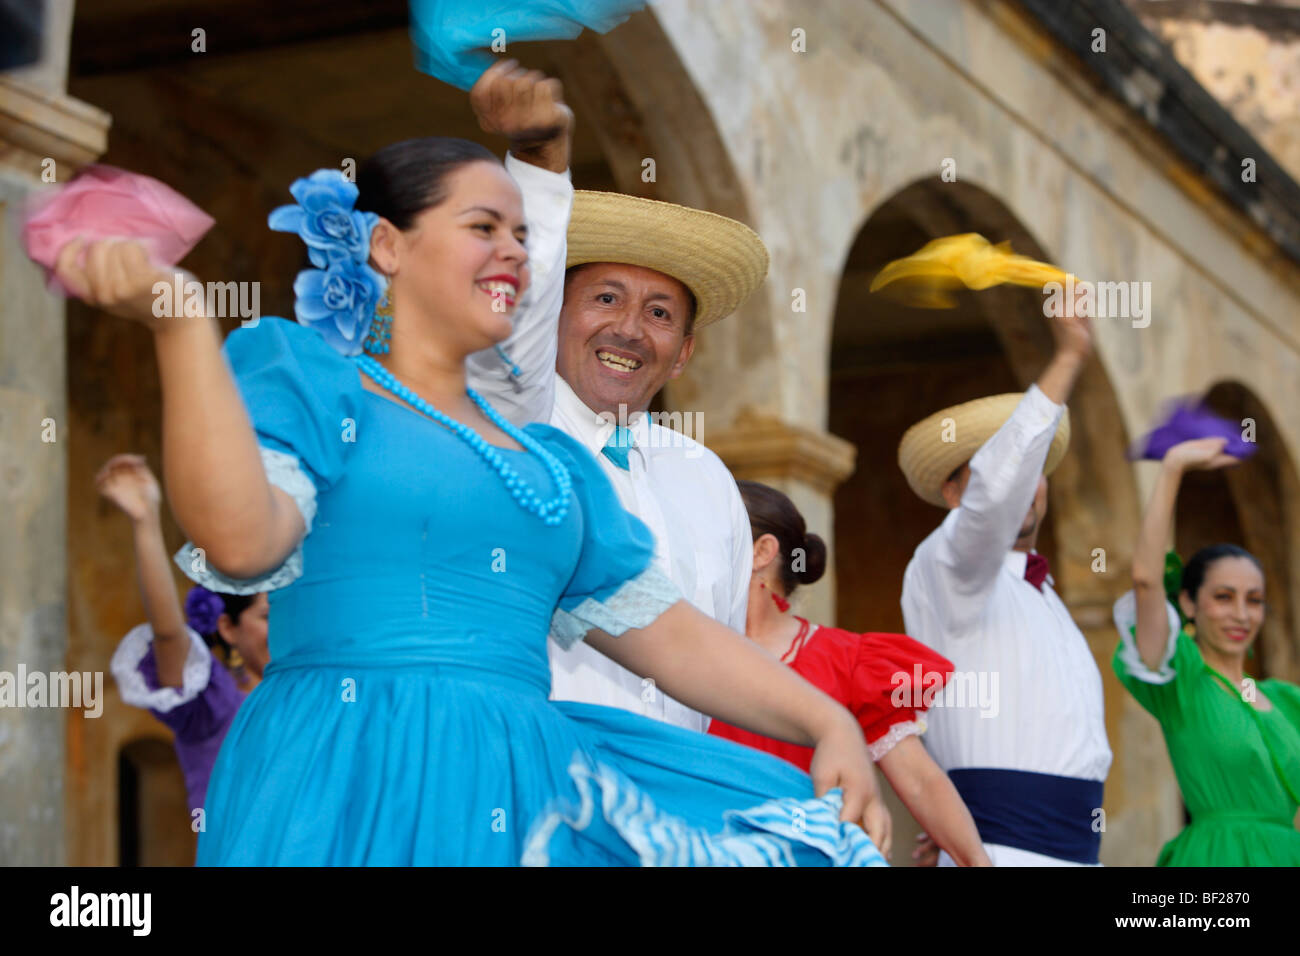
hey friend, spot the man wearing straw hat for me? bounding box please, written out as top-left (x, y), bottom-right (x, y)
top-left (465, 62), bottom-right (766, 732)
top-left (896, 300), bottom-right (1112, 867)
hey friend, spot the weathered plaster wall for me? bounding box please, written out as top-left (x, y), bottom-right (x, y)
top-left (0, 0), bottom-right (104, 865)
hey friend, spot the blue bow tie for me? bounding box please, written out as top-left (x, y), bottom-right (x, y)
top-left (601, 426), bottom-right (635, 471)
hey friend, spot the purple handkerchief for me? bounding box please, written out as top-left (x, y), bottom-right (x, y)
top-left (1131, 399), bottom-right (1258, 461)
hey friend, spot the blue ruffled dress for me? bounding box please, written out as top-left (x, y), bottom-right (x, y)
top-left (186, 318), bottom-right (885, 866)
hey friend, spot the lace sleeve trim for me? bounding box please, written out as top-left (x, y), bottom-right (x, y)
top-left (109, 623), bottom-right (213, 712)
top-left (173, 446), bottom-right (313, 594)
top-left (1112, 589), bottom-right (1181, 685)
top-left (868, 719), bottom-right (925, 762)
top-left (549, 563), bottom-right (681, 651)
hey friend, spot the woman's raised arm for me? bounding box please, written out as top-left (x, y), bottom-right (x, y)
top-left (56, 238), bottom-right (304, 577)
top-left (96, 454), bottom-right (190, 687)
top-left (1132, 437), bottom-right (1239, 669)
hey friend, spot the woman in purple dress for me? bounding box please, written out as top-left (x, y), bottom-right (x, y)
top-left (102, 454), bottom-right (268, 816)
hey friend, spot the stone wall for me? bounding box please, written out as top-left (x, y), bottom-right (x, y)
top-left (1129, 4), bottom-right (1300, 182)
top-left (0, 0), bottom-right (106, 865)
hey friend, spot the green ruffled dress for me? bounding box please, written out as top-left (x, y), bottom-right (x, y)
top-left (1112, 592), bottom-right (1300, 866)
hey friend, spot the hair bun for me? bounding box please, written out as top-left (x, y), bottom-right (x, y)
top-left (797, 533), bottom-right (828, 586)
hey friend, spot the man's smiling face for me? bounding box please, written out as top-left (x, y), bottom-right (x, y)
top-left (556, 262), bottom-right (696, 417)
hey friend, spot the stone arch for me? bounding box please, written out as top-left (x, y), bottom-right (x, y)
top-left (830, 175), bottom-right (1140, 632)
top-left (827, 174), bottom-right (1143, 863)
top-left (1179, 381), bottom-right (1300, 681)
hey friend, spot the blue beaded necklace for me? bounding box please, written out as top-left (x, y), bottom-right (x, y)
top-left (355, 354), bottom-right (572, 526)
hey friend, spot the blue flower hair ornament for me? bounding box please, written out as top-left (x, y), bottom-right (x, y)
top-left (269, 170), bottom-right (375, 268)
top-left (269, 169), bottom-right (387, 356)
top-left (184, 586), bottom-right (225, 636)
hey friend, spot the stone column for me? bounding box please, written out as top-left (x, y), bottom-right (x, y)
top-left (708, 411), bottom-right (857, 625)
top-left (0, 0), bottom-right (108, 864)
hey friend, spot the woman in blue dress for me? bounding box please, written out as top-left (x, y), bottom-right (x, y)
top-left (54, 135), bottom-right (888, 865)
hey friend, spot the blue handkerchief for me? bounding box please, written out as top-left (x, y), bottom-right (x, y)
top-left (410, 0), bottom-right (647, 90)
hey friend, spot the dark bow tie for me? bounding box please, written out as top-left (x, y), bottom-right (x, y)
top-left (1024, 552), bottom-right (1050, 591)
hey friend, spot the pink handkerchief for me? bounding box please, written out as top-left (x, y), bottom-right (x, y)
top-left (21, 165), bottom-right (214, 293)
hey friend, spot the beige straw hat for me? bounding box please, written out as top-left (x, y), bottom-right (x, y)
top-left (566, 191), bottom-right (769, 329)
top-left (898, 393), bottom-right (1071, 507)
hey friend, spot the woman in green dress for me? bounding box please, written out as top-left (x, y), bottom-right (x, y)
top-left (1113, 436), bottom-right (1300, 865)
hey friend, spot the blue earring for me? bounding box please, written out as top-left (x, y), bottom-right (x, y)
top-left (364, 293), bottom-right (392, 355)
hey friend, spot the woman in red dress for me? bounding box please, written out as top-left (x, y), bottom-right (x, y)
top-left (710, 481), bottom-right (992, 866)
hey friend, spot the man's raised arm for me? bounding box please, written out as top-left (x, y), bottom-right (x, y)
top-left (915, 292), bottom-right (1091, 630)
top-left (464, 60), bottom-right (575, 426)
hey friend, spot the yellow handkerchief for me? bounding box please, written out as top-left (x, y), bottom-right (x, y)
top-left (869, 233), bottom-right (1072, 308)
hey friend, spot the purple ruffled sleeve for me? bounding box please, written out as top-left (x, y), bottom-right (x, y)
top-left (110, 624), bottom-right (247, 811)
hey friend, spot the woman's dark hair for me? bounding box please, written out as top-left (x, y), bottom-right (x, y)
top-left (1182, 544), bottom-right (1264, 602)
top-left (356, 137), bottom-right (500, 230)
top-left (736, 480), bottom-right (827, 595)
top-left (186, 591), bottom-right (258, 651)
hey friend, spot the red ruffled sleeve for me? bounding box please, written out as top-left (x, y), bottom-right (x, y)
top-left (847, 630), bottom-right (954, 756)
top-left (708, 625), bottom-right (956, 769)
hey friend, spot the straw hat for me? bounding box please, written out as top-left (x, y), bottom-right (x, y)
top-left (565, 191), bottom-right (769, 329)
top-left (898, 393), bottom-right (1071, 507)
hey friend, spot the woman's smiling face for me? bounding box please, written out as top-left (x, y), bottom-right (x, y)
top-left (387, 160), bottom-right (530, 354)
top-left (1181, 556), bottom-right (1266, 659)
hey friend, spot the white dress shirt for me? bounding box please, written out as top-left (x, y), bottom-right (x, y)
top-left (545, 379), bottom-right (751, 730)
top-left (901, 385), bottom-right (1112, 865)
top-left (467, 155), bottom-right (752, 732)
